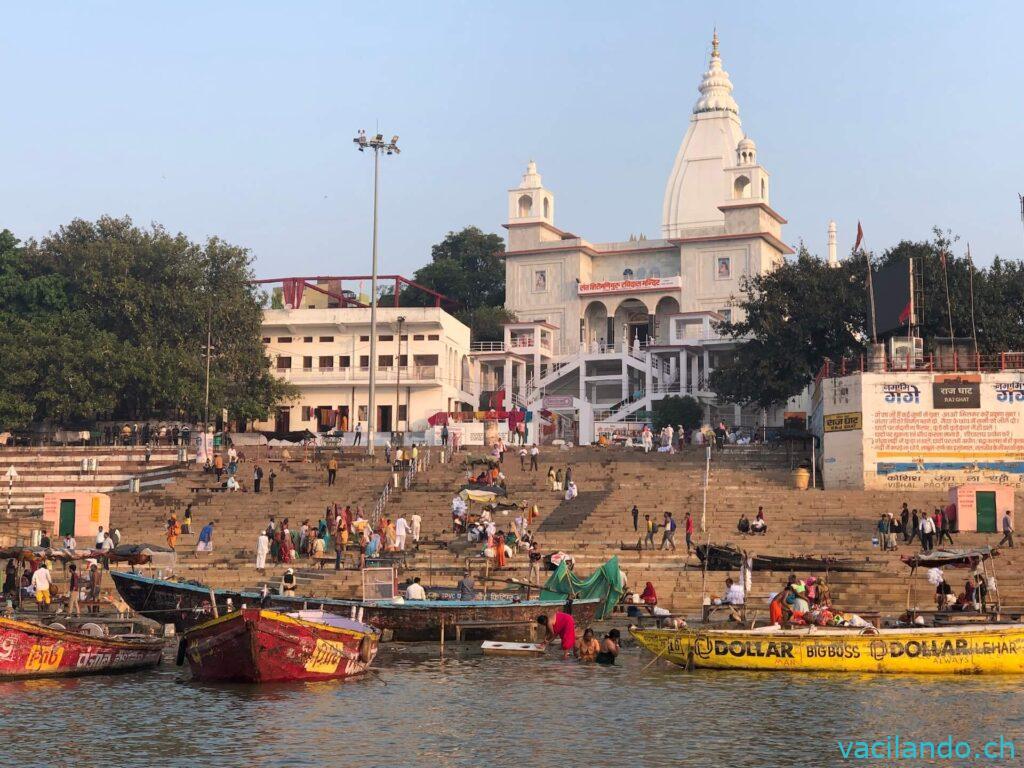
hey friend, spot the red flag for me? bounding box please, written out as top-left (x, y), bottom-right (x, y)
top-left (898, 303), bottom-right (911, 325)
top-left (854, 221), bottom-right (864, 251)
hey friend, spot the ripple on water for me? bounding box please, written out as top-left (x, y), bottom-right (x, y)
top-left (1, 645), bottom-right (1022, 767)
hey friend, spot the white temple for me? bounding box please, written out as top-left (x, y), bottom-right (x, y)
top-left (480, 32), bottom-right (799, 441)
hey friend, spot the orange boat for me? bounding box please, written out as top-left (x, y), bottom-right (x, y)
top-left (0, 616), bottom-right (163, 679)
top-left (181, 609), bottom-right (379, 683)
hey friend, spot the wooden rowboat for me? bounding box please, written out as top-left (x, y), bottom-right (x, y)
top-left (481, 641), bottom-right (546, 657)
top-left (112, 570), bottom-right (600, 640)
top-left (182, 609), bottom-right (378, 683)
top-left (631, 623), bottom-right (1024, 674)
top-left (0, 616), bottom-right (163, 679)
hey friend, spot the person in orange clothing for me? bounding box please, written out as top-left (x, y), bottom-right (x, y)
top-left (213, 452), bottom-right (224, 481)
top-left (166, 514), bottom-right (180, 550)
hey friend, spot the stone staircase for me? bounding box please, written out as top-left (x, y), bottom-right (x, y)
top-left (100, 444), bottom-right (1024, 618)
top-left (0, 446), bottom-right (185, 513)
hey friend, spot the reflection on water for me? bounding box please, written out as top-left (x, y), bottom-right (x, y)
top-left (1, 643), bottom-right (1022, 767)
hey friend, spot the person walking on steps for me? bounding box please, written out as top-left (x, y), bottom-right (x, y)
top-left (660, 512), bottom-right (677, 551)
top-left (998, 510), bottom-right (1014, 549)
top-left (631, 504), bottom-right (639, 532)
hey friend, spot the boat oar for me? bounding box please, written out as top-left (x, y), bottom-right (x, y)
top-left (641, 640), bottom-right (672, 672)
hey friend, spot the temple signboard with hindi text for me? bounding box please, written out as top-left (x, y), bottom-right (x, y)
top-left (577, 276), bottom-right (682, 296)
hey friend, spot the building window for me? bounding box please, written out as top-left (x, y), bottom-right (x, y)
top-left (533, 269), bottom-right (547, 292)
top-left (261, 337), bottom-right (271, 344)
top-left (359, 355), bottom-right (369, 368)
top-left (414, 354), bottom-right (439, 366)
top-left (302, 356), bottom-right (313, 370)
top-left (318, 356), bottom-right (334, 370)
top-left (303, 336), bottom-right (313, 343)
top-left (276, 356), bottom-right (291, 370)
top-left (517, 194), bottom-right (532, 218)
top-left (277, 336), bottom-right (292, 343)
top-left (398, 404), bottom-right (407, 422)
top-left (301, 406), bottom-right (312, 420)
top-left (319, 336), bottom-right (334, 342)
top-left (427, 334), bottom-right (440, 341)
top-left (378, 355), bottom-right (393, 368)
top-left (397, 355), bottom-right (408, 367)
top-left (357, 405), bottom-right (368, 421)
top-left (400, 334), bottom-right (408, 341)
top-left (413, 334), bottom-right (425, 341)
top-left (718, 308), bottom-right (732, 322)
top-left (379, 334), bottom-right (393, 342)
top-left (359, 335), bottom-right (370, 342)
top-left (716, 257), bottom-right (731, 280)
top-left (623, 268), bottom-right (634, 279)
top-left (339, 355), bottom-right (351, 368)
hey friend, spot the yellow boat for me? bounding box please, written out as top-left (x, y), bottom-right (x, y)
top-left (631, 624), bottom-right (1024, 675)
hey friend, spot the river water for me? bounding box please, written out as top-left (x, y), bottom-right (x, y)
top-left (2, 642), bottom-right (1022, 767)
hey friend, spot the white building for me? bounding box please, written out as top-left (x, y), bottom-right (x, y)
top-left (482, 32), bottom-right (796, 439)
top-left (254, 305), bottom-right (475, 437)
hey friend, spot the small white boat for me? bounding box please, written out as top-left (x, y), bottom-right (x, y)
top-left (481, 641), bottom-right (546, 658)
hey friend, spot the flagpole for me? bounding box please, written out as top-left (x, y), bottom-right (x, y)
top-left (967, 243), bottom-right (979, 366)
top-left (906, 257), bottom-right (915, 368)
top-left (940, 248), bottom-right (956, 369)
top-left (857, 222), bottom-right (878, 344)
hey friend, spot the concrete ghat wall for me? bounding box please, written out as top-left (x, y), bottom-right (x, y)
top-left (822, 371), bottom-right (1024, 491)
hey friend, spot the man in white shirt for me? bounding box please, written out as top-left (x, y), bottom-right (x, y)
top-left (394, 515), bottom-right (409, 551)
top-left (31, 564), bottom-right (52, 612)
top-left (63, 534), bottom-right (77, 550)
top-left (95, 526), bottom-right (105, 548)
top-left (405, 576), bottom-right (426, 600)
top-left (529, 444), bottom-right (539, 471)
top-left (255, 531), bottom-right (270, 573)
top-left (723, 577), bottom-right (745, 605)
top-left (410, 513), bottom-right (422, 545)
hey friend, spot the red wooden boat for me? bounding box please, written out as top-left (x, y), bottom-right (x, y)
top-left (181, 609), bottom-right (379, 683)
top-left (0, 616), bottom-right (163, 679)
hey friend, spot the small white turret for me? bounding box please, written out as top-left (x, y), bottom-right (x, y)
top-left (827, 220), bottom-right (838, 267)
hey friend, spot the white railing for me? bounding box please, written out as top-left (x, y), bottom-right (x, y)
top-left (471, 341), bottom-right (505, 352)
top-left (277, 365), bottom-right (439, 383)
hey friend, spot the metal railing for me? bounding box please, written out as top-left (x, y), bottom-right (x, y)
top-left (816, 352), bottom-right (1024, 383)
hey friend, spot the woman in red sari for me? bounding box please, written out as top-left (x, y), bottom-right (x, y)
top-left (640, 582), bottom-right (658, 606)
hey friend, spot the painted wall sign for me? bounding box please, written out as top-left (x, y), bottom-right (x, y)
top-left (577, 276), bottom-right (682, 296)
top-left (824, 412), bottom-right (862, 432)
top-left (933, 374), bottom-right (981, 409)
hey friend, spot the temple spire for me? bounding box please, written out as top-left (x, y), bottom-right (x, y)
top-left (693, 30), bottom-right (738, 115)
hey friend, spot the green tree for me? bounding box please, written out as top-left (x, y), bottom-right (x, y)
top-left (709, 245), bottom-right (868, 409)
top-left (405, 227), bottom-right (506, 309)
top-left (0, 218), bottom-right (293, 429)
top-left (651, 395), bottom-right (704, 431)
top-left (394, 227), bottom-right (515, 338)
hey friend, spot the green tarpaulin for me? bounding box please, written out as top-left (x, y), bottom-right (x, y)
top-left (540, 556), bottom-right (624, 620)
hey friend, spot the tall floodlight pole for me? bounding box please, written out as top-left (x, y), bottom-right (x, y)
top-left (353, 130), bottom-right (400, 456)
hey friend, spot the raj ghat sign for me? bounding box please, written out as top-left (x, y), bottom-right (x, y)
top-left (817, 371), bottom-right (1024, 490)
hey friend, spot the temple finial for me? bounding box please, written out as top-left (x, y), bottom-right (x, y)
top-left (712, 28), bottom-right (719, 58)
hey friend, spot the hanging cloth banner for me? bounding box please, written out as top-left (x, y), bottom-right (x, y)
top-left (282, 279), bottom-right (306, 309)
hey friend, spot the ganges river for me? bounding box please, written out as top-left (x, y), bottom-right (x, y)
top-left (2, 642), bottom-right (1022, 768)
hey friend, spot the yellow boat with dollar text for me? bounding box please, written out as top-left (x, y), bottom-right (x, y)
top-left (631, 623), bottom-right (1024, 674)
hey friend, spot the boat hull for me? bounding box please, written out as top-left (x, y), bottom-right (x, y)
top-left (631, 625), bottom-right (1024, 674)
top-left (112, 571), bottom-right (599, 640)
top-left (184, 609), bottom-right (377, 683)
top-left (0, 617), bottom-right (163, 680)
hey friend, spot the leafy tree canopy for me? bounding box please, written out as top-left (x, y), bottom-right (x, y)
top-left (0, 217), bottom-right (293, 429)
top-left (396, 227), bottom-right (514, 339)
top-left (651, 395), bottom-right (704, 431)
top-left (709, 229), bottom-right (1024, 409)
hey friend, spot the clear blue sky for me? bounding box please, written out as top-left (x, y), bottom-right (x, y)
top-left (3, 1), bottom-right (1022, 278)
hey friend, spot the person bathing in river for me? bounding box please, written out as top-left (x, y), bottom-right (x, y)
top-left (537, 610), bottom-right (576, 660)
top-left (575, 628), bottom-right (600, 662)
top-left (596, 629), bottom-right (621, 665)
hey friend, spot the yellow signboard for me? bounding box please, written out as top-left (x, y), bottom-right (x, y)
top-left (824, 412), bottom-right (862, 433)
top-left (304, 639), bottom-right (347, 674)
